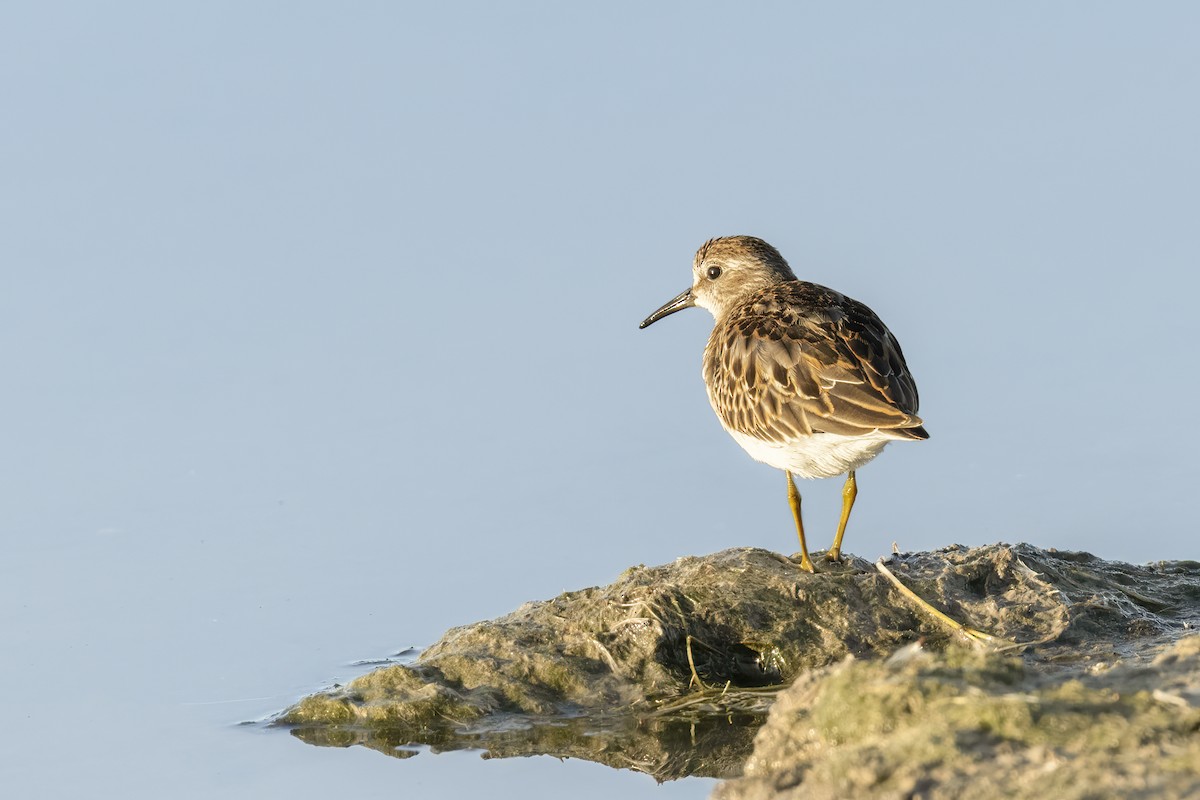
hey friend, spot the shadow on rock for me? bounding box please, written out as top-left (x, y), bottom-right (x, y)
top-left (276, 544), bottom-right (1200, 787)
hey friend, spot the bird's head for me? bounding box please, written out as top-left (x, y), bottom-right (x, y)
top-left (639, 236), bottom-right (796, 329)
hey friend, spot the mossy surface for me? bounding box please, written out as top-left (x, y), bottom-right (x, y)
top-left (277, 544), bottom-right (1200, 788)
top-left (716, 636), bottom-right (1200, 800)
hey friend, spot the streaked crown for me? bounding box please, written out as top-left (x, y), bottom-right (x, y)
top-left (691, 236), bottom-right (798, 318)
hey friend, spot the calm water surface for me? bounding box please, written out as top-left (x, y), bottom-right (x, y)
top-left (0, 522), bottom-right (715, 799)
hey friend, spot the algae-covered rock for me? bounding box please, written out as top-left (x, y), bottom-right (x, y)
top-left (277, 544), bottom-right (1200, 787)
top-left (714, 636), bottom-right (1200, 800)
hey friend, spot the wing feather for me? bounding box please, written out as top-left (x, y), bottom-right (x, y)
top-left (704, 282), bottom-right (925, 443)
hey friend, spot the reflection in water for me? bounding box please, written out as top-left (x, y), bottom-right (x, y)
top-left (278, 545), bottom-right (1200, 785)
top-left (288, 706), bottom-right (766, 781)
top-left (277, 549), bottom-right (863, 781)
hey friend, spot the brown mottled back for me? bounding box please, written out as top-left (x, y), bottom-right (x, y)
top-left (702, 280), bottom-right (926, 443)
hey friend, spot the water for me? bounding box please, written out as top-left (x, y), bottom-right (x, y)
top-left (3, 3), bottom-right (1198, 798)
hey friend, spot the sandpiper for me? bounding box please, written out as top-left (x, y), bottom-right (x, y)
top-left (639, 236), bottom-right (927, 572)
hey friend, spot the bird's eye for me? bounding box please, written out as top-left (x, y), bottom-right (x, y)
top-left (707, 266), bottom-right (722, 280)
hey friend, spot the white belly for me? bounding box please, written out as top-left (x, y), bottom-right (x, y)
top-left (726, 429), bottom-right (891, 479)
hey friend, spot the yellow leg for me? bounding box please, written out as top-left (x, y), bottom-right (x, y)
top-left (786, 471), bottom-right (815, 572)
top-left (827, 470), bottom-right (857, 562)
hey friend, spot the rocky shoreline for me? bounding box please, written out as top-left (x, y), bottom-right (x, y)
top-left (279, 544), bottom-right (1200, 797)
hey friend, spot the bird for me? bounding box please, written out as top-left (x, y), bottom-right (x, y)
top-left (639, 236), bottom-right (927, 572)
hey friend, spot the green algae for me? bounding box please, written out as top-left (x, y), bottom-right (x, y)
top-left (277, 544), bottom-right (1200, 789)
top-left (278, 663), bottom-right (487, 729)
top-left (718, 636), bottom-right (1200, 799)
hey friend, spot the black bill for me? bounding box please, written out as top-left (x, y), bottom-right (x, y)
top-left (639, 288), bottom-right (695, 329)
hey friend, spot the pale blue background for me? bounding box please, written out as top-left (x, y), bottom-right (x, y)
top-left (3, 3), bottom-right (1198, 798)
